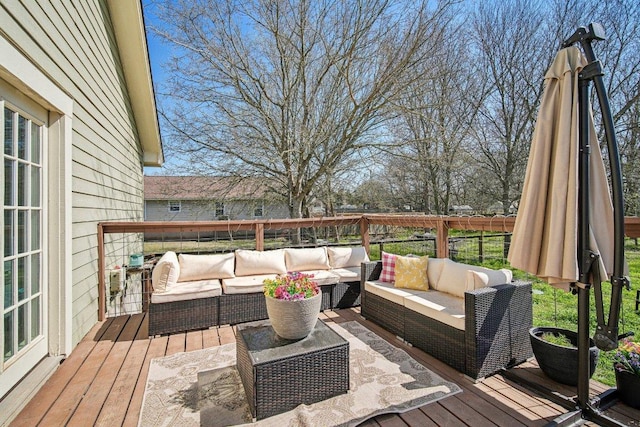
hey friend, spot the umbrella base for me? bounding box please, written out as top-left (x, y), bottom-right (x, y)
top-left (500, 368), bottom-right (626, 427)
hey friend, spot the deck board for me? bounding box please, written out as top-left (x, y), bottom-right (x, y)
top-left (8, 308), bottom-right (639, 427)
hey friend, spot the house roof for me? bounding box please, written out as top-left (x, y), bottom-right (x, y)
top-left (107, 0), bottom-right (163, 167)
top-left (144, 176), bottom-right (269, 200)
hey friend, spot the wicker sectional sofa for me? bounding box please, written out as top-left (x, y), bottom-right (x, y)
top-left (360, 257), bottom-right (533, 380)
top-left (148, 246), bottom-right (368, 335)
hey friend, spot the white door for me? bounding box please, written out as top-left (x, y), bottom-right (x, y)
top-left (1, 87), bottom-right (48, 397)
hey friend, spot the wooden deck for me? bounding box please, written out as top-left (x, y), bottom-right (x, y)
top-left (8, 308), bottom-right (640, 427)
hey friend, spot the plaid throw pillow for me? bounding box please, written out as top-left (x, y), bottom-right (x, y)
top-left (380, 251), bottom-right (397, 283)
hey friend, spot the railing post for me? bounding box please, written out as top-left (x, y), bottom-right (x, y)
top-left (360, 216), bottom-right (370, 254)
top-left (479, 232), bottom-right (484, 263)
top-left (437, 218), bottom-right (449, 259)
top-left (256, 222), bottom-right (264, 251)
top-left (97, 223), bottom-right (105, 321)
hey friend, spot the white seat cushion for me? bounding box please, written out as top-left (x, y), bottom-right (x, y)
top-left (404, 291), bottom-right (465, 330)
top-left (364, 281), bottom-right (413, 306)
top-left (298, 269), bottom-right (340, 286)
top-left (151, 251), bottom-right (180, 293)
top-left (327, 246), bottom-right (369, 268)
top-left (330, 266), bottom-right (360, 282)
top-left (222, 274), bottom-right (278, 295)
top-left (284, 247), bottom-right (331, 271)
top-left (178, 252), bottom-right (235, 281)
top-left (235, 249), bottom-right (287, 276)
top-left (151, 279), bottom-right (221, 303)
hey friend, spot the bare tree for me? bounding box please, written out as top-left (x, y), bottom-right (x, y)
top-left (152, 0), bottom-right (457, 222)
top-left (387, 14), bottom-right (482, 214)
top-left (467, 0), bottom-right (555, 216)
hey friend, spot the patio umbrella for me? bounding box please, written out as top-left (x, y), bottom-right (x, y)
top-left (507, 23), bottom-right (628, 426)
top-left (507, 46), bottom-right (614, 291)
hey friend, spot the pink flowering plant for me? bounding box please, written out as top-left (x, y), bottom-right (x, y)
top-left (263, 272), bottom-right (319, 301)
top-left (614, 337), bottom-right (640, 378)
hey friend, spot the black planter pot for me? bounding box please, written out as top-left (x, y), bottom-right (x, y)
top-left (615, 369), bottom-right (640, 408)
top-left (529, 327), bottom-right (599, 386)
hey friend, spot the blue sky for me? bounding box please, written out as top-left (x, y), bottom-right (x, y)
top-left (142, 1), bottom-right (175, 172)
top-left (143, 2), bottom-right (168, 99)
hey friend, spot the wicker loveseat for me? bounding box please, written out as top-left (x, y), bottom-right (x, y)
top-left (148, 246), bottom-right (368, 336)
top-left (360, 256), bottom-right (533, 380)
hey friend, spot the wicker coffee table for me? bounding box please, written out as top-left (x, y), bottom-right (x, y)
top-left (236, 319), bottom-right (349, 420)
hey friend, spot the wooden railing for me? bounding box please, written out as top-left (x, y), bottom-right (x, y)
top-left (97, 215), bottom-right (640, 320)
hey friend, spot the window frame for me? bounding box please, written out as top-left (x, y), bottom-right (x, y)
top-left (168, 200), bottom-right (181, 213)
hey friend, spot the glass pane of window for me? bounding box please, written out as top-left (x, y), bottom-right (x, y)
top-left (18, 303), bottom-right (26, 350)
top-left (17, 115), bottom-right (26, 160)
top-left (31, 166), bottom-right (40, 207)
top-left (17, 256), bottom-right (25, 301)
top-left (30, 122), bottom-right (40, 164)
top-left (4, 209), bottom-right (13, 257)
top-left (3, 260), bottom-right (12, 309)
top-left (4, 107), bottom-right (13, 156)
top-left (31, 297), bottom-right (40, 339)
top-left (31, 253), bottom-right (40, 294)
top-left (31, 210), bottom-right (40, 250)
top-left (17, 162), bottom-right (26, 206)
top-left (215, 202), bottom-right (224, 217)
top-left (5, 159), bottom-right (13, 206)
top-left (18, 210), bottom-right (26, 253)
top-left (4, 311), bottom-right (13, 361)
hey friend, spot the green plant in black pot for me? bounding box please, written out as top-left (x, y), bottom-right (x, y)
top-left (529, 327), bottom-right (599, 386)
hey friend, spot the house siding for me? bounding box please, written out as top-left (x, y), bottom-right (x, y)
top-left (144, 200), bottom-right (291, 221)
top-left (2, 1), bottom-right (146, 346)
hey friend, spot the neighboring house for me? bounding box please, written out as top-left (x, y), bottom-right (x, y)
top-left (144, 176), bottom-right (289, 222)
top-left (0, 0), bottom-right (162, 421)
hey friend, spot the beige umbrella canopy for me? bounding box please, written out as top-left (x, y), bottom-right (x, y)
top-left (507, 46), bottom-right (614, 291)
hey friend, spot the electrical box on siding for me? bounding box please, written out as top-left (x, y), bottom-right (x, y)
top-left (110, 269), bottom-right (123, 293)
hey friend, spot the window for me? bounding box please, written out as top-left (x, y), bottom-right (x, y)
top-left (2, 105), bottom-right (43, 363)
top-left (168, 201), bottom-right (181, 212)
top-left (253, 203), bottom-right (264, 218)
top-left (215, 202), bottom-right (224, 217)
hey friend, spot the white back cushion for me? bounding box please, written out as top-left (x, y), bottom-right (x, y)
top-left (284, 247), bottom-right (331, 271)
top-left (427, 258), bottom-right (446, 288)
top-left (235, 249), bottom-right (287, 276)
top-left (151, 251), bottom-right (180, 293)
top-left (178, 252), bottom-right (235, 281)
top-left (327, 246), bottom-right (370, 268)
top-left (436, 258), bottom-right (512, 298)
top-left (466, 268), bottom-right (513, 290)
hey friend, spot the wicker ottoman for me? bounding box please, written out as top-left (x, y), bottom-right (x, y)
top-left (236, 319), bottom-right (349, 420)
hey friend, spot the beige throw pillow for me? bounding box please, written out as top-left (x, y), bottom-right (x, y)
top-left (178, 253), bottom-right (235, 282)
top-left (235, 249), bottom-right (287, 276)
top-left (394, 255), bottom-right (429, 291)
top-left (151, 251), bottom-right (180, 293)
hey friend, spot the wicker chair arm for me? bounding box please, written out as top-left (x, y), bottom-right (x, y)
top-left (361, 261), bottom-right (382, 283)
top-left (463, 280), bottom-right (533, 378)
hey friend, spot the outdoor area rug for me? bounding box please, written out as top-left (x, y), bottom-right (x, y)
top-left (138, 321), bottom-right (461, 427)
